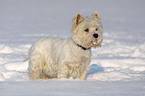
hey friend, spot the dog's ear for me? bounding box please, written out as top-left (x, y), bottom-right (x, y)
top-left (91, 11), bottom-right (101, 20)
top-left (71, 13), bottom-right (84, 32)
top-left (75, 13), bottom-right (84, 24)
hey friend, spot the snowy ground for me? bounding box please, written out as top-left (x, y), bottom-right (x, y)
top-left (0, 0), bottom-right (145, 96)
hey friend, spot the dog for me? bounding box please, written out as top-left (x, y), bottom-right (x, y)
top-left (24, 11), bottom-right (103, 80)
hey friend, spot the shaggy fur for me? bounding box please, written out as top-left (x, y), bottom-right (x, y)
top-left (24, 11), bottom-right (103, 80)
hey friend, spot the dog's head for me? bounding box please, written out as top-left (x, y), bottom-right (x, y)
top-left (71, 11), bottom-right (103, 49)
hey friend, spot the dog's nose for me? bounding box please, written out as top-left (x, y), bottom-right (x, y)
top-left (93, 34), bottom-right (98, 38)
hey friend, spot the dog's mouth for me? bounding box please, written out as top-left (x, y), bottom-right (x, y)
top-left (89, 39), bottom-right (102, 47)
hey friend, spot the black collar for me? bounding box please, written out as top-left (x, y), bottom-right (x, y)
top-left (76, 43), bottom-right (91, 50)
top-left (72, 39), bottom-right (91, 50)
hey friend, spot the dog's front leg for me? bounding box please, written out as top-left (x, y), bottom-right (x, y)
top-left (79, 70), bottom-right (87, 80)
top-left (79, 65), bottom-right (89, 80)
top-left (57, 65), bottom-right (69, 79)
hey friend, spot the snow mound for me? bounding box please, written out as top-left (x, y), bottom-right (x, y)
top-left (0, 45), bottom-right (13, 53)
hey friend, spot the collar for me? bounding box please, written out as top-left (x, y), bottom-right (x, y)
top-left (71, 38), bottom-right (91, 50)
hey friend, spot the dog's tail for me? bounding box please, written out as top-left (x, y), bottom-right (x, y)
top-left (23, 47), bottom-right (32, 62)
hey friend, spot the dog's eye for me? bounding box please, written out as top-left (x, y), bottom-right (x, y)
top-left (96, 28), bottom-right (98, 31)
top-left (85, 28), bottom-right (89, 32)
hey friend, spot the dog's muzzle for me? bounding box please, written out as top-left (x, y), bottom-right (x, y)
top-left (91, 34), bottom-right (102, 47)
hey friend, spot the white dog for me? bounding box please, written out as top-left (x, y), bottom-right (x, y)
top-left (24, 11), bottom-right (103, 80)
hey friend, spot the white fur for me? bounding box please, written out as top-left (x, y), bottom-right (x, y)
top-left (24, 11), bottom-right (103, 80)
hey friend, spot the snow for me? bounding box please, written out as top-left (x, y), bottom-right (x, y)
top-left (0, 0), bottom-right (145, 95)
top-left (0, 80), bottom-right (145, 96)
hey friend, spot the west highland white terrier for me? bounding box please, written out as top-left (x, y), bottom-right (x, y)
top-left (24, 11), bottom-right (103, 80)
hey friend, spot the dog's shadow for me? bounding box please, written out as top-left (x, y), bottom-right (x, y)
top-left (87, 63), bottom-right (104, 75)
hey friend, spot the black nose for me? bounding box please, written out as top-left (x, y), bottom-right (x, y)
top-left (93, 34), bottom-right (98, 38)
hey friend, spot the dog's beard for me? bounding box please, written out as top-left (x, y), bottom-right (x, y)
top-left (87, 38), bottom-right (102, 48)
top-left (93, 39), bottom-right (102, 47)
